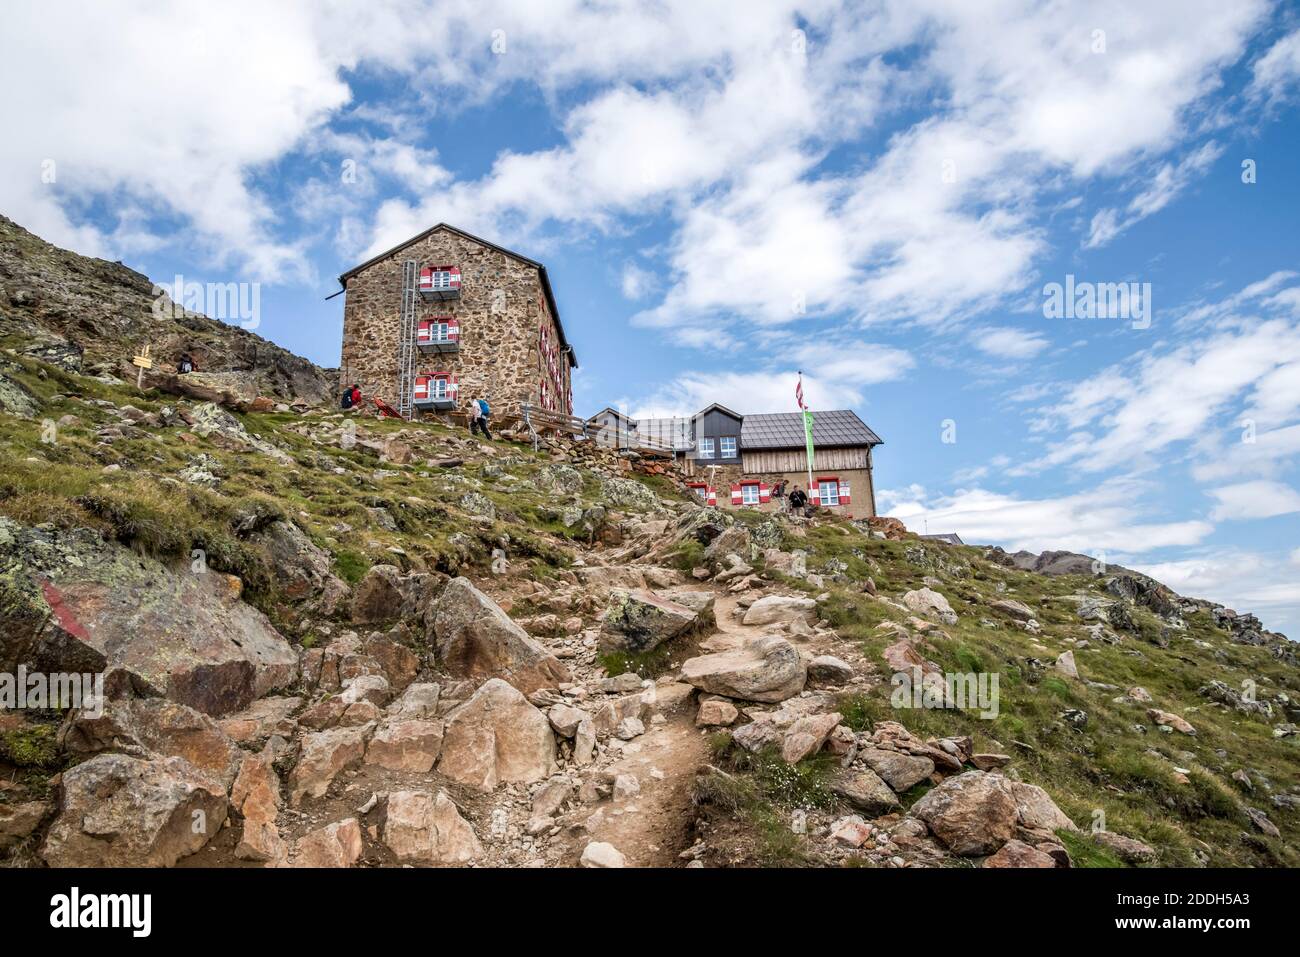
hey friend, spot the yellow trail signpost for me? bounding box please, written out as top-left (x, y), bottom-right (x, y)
top-left (131, 344), bottom-right (152, 390)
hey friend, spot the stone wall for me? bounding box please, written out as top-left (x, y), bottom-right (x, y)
top-left (339, 227), bottom-right (573, 421)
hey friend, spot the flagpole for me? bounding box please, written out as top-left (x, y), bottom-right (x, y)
top-left (798, 371), bottom-right (813, 491)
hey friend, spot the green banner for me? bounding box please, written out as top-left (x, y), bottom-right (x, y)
top-left (803, 409), bottom-right (815, 466)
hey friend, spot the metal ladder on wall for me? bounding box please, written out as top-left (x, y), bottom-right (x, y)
top-left (397, 259), bottom-right (417, 419)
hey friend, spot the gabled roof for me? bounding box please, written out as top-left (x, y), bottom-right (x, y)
top-left (922, 533), bottom-right (965, 546)
top-left (337, 222), bottom-right (576, 368)
top-left (587, 407), bottom-right (637, 425)
top-left (696, 402), bottom-right (743, 421)
top-left (740, 409), bottom-right (883, 450)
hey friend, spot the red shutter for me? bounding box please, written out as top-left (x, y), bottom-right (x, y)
top-left (449, 375), bottom-right (459, 404)
top-left (730, 484), bottom-right (742, 505)
top-left (840, 481), bottom-right (851, 505)
top-left (758, 482), bottom-right (771, 504)
top-left (417, 319), bottom-right (431, 343)
top-left (447, 318), bottom-right (460, 341)
top-left (414, 375), bottom-right (429, 401)
top-left (707, 487), bottom-right (717, 506)
top-left (809, 480), bottom-right (820, 504)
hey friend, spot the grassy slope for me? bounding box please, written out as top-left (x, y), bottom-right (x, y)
top-left (2, 343), bottom-right (1297, 866)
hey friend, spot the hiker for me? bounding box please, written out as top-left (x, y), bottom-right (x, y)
top-left (787, 485), bottom-right (807, 513)
top-left (177, 353), bottom-right (194, 374)
top-left (350, 383), bottom-right (362, 407)
top-left (470, 396), bottom-right (492, 440)
top-left (772, 479), bottom-right (787, 502)
top-left (341, 383), bottom-right (361, 411)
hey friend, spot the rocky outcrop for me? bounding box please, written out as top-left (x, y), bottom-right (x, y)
top-left (290, 818), bottom-right (363, 868)
top-left (289, 725), bottom-right (371, 805)
top-left (0, 214), bottom-right (333, 404)
top-left (41, 754), bottom-right (227, 867)
top-left (60, 697), bottom-right (244, 789)
top-left (0, 520), bottom-right (298, 716)
top-left (432, 577), bottom-right (570, 694)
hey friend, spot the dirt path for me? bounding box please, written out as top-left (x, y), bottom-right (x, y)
top-left (581, 708), bottom-right (711, 866)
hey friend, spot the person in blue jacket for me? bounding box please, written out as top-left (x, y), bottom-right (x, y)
top-left (470, 395), bottom-right (492, 440)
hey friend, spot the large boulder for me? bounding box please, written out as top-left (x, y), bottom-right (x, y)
top-left (41, 754), bottom-right (227, 867)
top-left (910, 770), bottom-right (1018, 856)
top-left (432, 578), bottom-right (570, 694)
top-left (365, 719), bottom-right (444, 772)
top-left (289, 725), bottom-right (371, 806)
top-left (741, 595), bottom-right (817, 627)
top-left (382, 790), bottom-right (482, 864)
top-left (1010, 781), bottom-right (1078, 835)
top-left (599, 589), bottom-right (702, 654)
top-left (600, 477), bottom-right (659, 511)
top-left (680, 636), bottom-right (807, 703)
top-left (438, 679), bottom-right (557, 791)
top-left (832, 768), bottom-right (901, 816)
top-left (289, 818), bottom-right (363, 868)
top-left (0, 520), bottom-right (298, 716)
top-left (860, 747), bottom-right (935, 793)
top-left (60, 697), bottom-right (244, 789)
top-left (257, 520), bottom-right (350, 616)
top-left (901, 588), bottom-right (958, 625)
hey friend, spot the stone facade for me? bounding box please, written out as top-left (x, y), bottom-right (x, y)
top-left (686, 465), bottom-right (876, 520)
top-left (339, 225), bottom-right (575, 423)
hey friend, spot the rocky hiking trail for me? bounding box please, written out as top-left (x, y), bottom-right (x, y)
top-left (1, 318), bottom-right (1299, 867)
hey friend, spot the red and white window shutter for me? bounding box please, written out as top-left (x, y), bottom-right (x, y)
top-left (840, 481), bottom-right (851, 505)
top-left (707, 487), bottom-right (717, 506)
top-left (758, 482), bottom-right (771, 504)
top-left (413, 375), bottom-right (429, 401)
top-left (730, 483), bottom-right (742, 505)
top-left (808, 480), bottom-right (820, 504)
top-left (446, 317), bottom-right (460, 341)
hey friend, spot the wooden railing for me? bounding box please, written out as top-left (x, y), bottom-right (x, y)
top-left (521, 403), bottom-right (589, 450)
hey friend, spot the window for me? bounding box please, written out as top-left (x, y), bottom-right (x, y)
top-left (689, 483), bottom-right (708, 501)
top-left (720, 436), bottom-right (737, 458)
top-left (429, 376), bottom-right (450, 399)
top-left (741, 483), bottom-right (760, 505)
top-left (698, 438), bottom-right (715, 459)
top-left (426, 271), bottom-right (454, 290)
top-left (820, 479), bottom-right (840, 506)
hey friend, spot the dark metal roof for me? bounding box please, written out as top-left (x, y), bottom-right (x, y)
top-left (740, 409), bottom-right (883, 450)
top-left (922, 533), bottom-right (965, 546)
top-left (336, 223), bottom-right (576, 368)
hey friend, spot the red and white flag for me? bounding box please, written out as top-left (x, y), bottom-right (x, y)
top-left (796, 372), bottom-right (806, 410)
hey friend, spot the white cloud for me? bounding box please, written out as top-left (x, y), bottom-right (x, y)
top-left (1207, 480), bottom-right (1300, 520)
top-left (1083, 141), bottom-right (1225, 249)
top-left (972, 326), bottom-right (1049, 359)
top-left (879, 479), bottom-right (1214, 555)
top-left (1249, 28), bottom-right (1300, 102)
top-left (620, 263), bottom-right (654, 300)
top-left (627, 340), bottom-right (912, 418)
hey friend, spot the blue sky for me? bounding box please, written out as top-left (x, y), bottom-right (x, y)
top-left (3, 1), bottom-right (1300, 632)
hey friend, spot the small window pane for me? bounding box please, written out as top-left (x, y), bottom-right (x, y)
top-left (698, 438), bottom-right (714, 459)
top-left (721, 436), bottom-right (737, 457)
top-left (742, 484), bottom-right (759, 505)
top-left (821, 481), bottom-right (839, 506)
